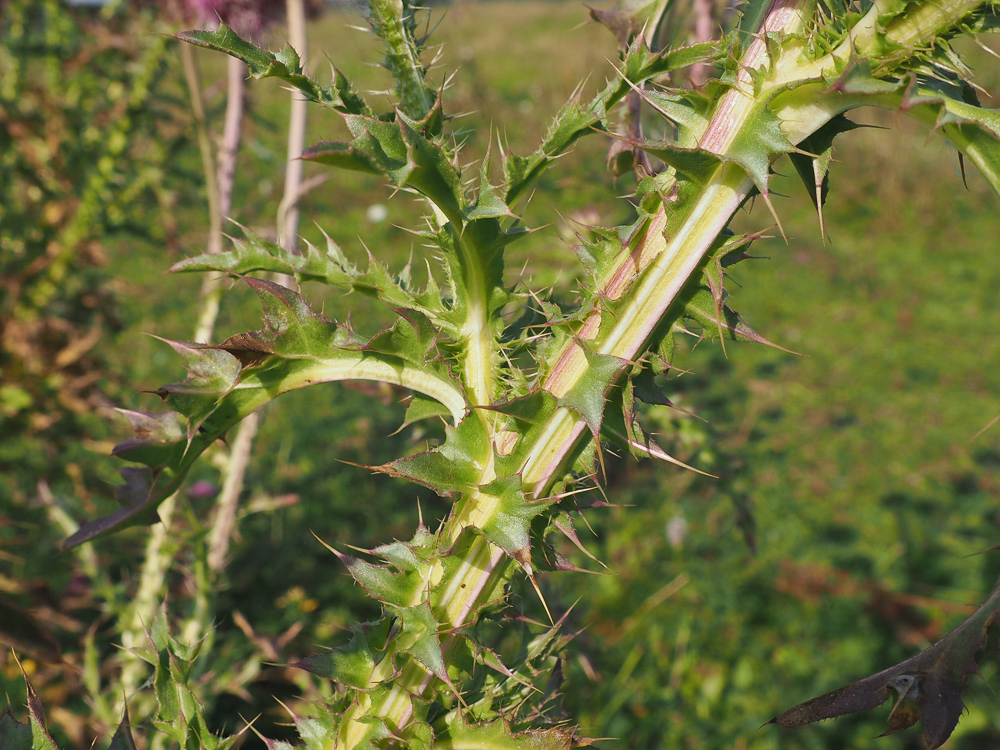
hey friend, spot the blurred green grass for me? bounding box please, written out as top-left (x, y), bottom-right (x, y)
top-left (9, 3), bottom-right (1000, 747)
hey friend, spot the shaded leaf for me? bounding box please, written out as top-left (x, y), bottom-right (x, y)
top-left (771, 583), bottom-right (1000, 749)
top-left (107, 710), bottom-right (139, 750)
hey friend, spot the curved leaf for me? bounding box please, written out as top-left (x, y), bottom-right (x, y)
top-left (64, 281), bottom-right (466, 549)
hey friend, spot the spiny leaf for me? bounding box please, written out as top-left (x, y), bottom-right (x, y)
top-left (487, 390), bottom-right (561, 475)
top-left (574, 224), bottom-right (627, 279)
top-left (368, 0), bottom-right (437, 124)
top-left (393, 601), bottom-right (451, 685)
top-left (107, 710), bottom-right (139, 750)
top-left (726, 101), bottom-right (796, 194)
top-left (504, 97), bottom-right (605, 207)
top-left (474, 475), bottom-right (557, 569)
top-left (820, 63), bottom-right (1000, 195)
top-left (150, 341), bottom-right (242, 436)
top-left (402, 393), bottom-right (453, 428)
top-left (589, 0), bottom-right (672, 49)
top-left (65, 283), bottom-right (466, 549)
top-left (771, 582), bottom-right (1000, 749)
top-left (111, 409), bottom-right (185, 458)
top-left (305, 114), bottom-right (463, 224)
top-left (371, 414), bottom-right (490, 496)
top-left (434, 714), bottom-right (584, 749)
top-left (363, 308), bottom-right (445, 370)
top-left (3, 656), bottom-right (60, 750)
top-left (642, 88), bottom-right (712, 134)
top-left (327, 547), bottom-right (426, 609)
top-left (0, 710), bottom-right (33, 750)
top-left (292, 713), bottom-right (336, 750)
top-left (787, 114), bottom-right (861, 236)
top-left (556, 347), bottom-right (628, 438)
top-left (465, 148), bottom-right (516, 223)
top-left (297, 622), bottom-right (387, 690)
top-left (240, 277), bottom-right (336, 357)
top-left (174, 24), bottom-right (371, 115)
top-left (170, 225), bottom-right (356, 286)
top-left (629, 139), bottom-right (722, 183)
top-left (680, 286), bottom-right (795, 351)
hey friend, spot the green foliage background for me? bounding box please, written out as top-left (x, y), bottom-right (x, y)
top-left (2, 1), bottom-right (1000, 748)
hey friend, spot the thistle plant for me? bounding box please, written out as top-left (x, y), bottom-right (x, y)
top-left (55, 0), bottom-right (1000, 748)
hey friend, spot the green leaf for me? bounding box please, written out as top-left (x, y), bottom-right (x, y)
top-left (621, 40), bottom-right (721, 90)
top-left (293, 714), bottom-right (336, 749)
top-left (487, 390), bottom-right (560, 476)
top-left (8, 668), bottom-right (60, 750)
top-left (0, 711), bottom-right (33, 750)
top-left (170, 225), bottom-right (356, 286)
top-left (726, 101), bottom-right (795, 194)
top-left (154, 648), bottom-right (180, 724)
top-left (305, 115), bottom-right (463, 224)
top-left (372, 414), bottom-right (489, 496)
top-left (364, 308), bottom-right (445, 370)
top-left (174, 25), bottom-right (371, 115)
top-left (465, 152), bottom-right (514, 223)
top-left (556, 348), bottom-right (628, 438)
top-left (642, 89), bottom-right (712, 134)
top-left (402, 393), bottom-right (453, 427)
top-left (433, 715), bottom-right (580, 750)
top-left (333, 551), bottom-right (425, 609)
top-left (630, 140), bottom-right (723, 184)
top-left (64, 283), bottom-right (467, 549)
top-left (111, 409), bottom-right (185, 461)
top-left (589, 0), bottom-right (672, 49)
top-left (679, 285), bottom-right (794, 351)
top-left (149, 341), bottom-right (242, 435)
top-left (368, 0), bottom-right (436, 124)
top-left (393, 601), bottom-right (450, 684)
top-left (474, 475), bottom-right (556, 567)
top-left (817, 64), bottom-right (1000, 195)
top-left (297, 627), bottom-right (378, 690)
top-left (788, 114), bottom-right (861, 231)
top-left (504, 97), bottom-right (605, 207)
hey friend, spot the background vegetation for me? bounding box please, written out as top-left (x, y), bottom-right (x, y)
top-left (2, 1), bottom-right (999, 748)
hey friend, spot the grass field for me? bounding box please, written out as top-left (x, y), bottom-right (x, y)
top-left (6, 2), bottom-right (1000, 747)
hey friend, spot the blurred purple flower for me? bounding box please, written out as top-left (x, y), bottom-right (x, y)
top-left (183, 0), bottom-right (286, 36)
top-left (188, 479), bottom-right (221, 500)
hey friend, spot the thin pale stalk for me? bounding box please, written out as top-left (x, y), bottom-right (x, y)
top-left (278, 0), bottom-right (309, 257)
top-left (690, 0), bottom-right (716, 87)
top-left (194, 55), bottom-right (246, 344)
top-left (116, 46), bottom-right (248, 716)
top-left (208, 0), bottom-right (311, 579)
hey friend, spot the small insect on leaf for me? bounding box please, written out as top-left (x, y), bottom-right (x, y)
top-left (877, 674), bottom-right (921, 737)
top-left (770, 583), bottom-right (1000, 749)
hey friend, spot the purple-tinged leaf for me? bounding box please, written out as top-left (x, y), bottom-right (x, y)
top-left (771, 583), bottom-right (1000, 749)
top-left (111, 410), bottom-right (184, 458)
